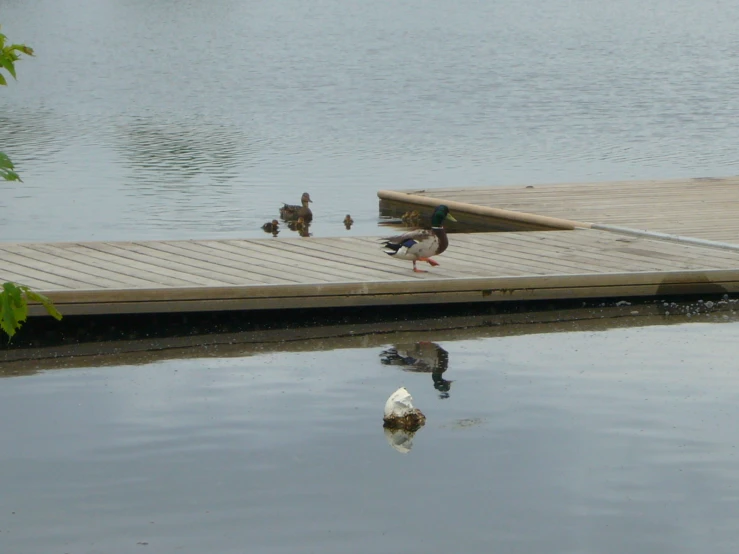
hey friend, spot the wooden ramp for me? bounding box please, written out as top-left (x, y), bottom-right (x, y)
top-left (3, 230), bottom-right (739, 316)
top-left (379, 176), bottom-right (739, 242)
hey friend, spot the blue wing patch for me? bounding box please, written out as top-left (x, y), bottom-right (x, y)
top-left (401, 239), bottom-right (418, 248)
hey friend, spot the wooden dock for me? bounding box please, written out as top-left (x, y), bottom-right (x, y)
top-left (379, 176), bottom-right (739, 241)
top-left (3, 176), bottom-right (739, 317)
top-left (3, 226), bottom-right (739, 317)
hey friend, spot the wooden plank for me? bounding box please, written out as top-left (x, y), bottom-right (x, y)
top-left (453, 233), bottom-right (661, 273)
top-left (0, 268), bottom-right (69, 290)
top-left (453, 234), bottom-right (623, 271)
top-left (177, 240), bottom-right (351, 283)
top-left (28, 267), bottom-right (739, 306)
top-left (133, 240), bottom-right (302, 285)
top-left (227, 239), bottom-right (405, 281)
top-left (27, 277), bottom-right (739, 317)
top-left (12, 244), bottom-right (166, 288)
top-left (79, 243), bottom-right (230, 287)
top-left (41, 243), bottom-right (213, 287)
top-left (0, 247), bottom-right (109, 289)
top-left (478, 233), bottom-right (693, 270)
top-left (234, 239), bottom-right (432, 281)
top-left (205, 240), bottom-right (376, 282)
top-left (92, 242), bottom-right (247, 286)
top-left (382, 176), bottom-right (739, 243)
top-left (540, 231), bottom-right (739, 266)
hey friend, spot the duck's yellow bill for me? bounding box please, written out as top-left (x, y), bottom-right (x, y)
top-left (446, 213), bottom-right (458, 222)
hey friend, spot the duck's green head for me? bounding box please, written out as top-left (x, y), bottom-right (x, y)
top-left (431, 205), bottom-right (457, 227)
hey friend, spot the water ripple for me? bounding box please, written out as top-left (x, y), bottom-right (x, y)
top-left (2, 0), bottom-right (739, 240)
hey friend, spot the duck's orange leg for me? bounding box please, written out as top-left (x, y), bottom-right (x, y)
top-left (413, 260), bottom-right (428, 273)
top-left (418, 257), bottom-right (439, 267)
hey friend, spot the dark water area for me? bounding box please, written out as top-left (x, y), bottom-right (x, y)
top-left (3, 314), bottom-right (739, 553)
top-left (0, 294), bottom-right (730, 355)
top-left (2, 0), bottom-right (739, 241)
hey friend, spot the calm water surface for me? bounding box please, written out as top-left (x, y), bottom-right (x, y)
top-left (3, 319), bottom-right (739, 553)
top-left (1, 0), bottom-right (739, 240)
top-left (3, 4), bottom-right (739, 551)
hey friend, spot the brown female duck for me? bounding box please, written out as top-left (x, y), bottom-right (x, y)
top-left (279, 192), bottom-right (313, 222)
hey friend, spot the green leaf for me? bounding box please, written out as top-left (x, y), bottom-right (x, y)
top-left (2, 51), bottom-right (19, 64)
top-left (24, 289), bottom-right (63, 321)
top-left (0, 72), bottom-right (6, 86)
top-left (0, 56), bottom-right (16, 79)
top-left (11, 44), bottom-right (34, 57)
top-left (0, 152), bottom-right (21, 181)
top-left (0, 151), bottom-right (14, 168)
top-left (9, 286), bottom-right (27, 325)
top-left (0, 283), bottom-right (62, 340)
top-left (0, 168), bottom-right (22, 182)
top-left (0, 282), bottom-right (27, 339)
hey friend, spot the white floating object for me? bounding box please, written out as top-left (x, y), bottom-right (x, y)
top-left (383, 387), bottom-right (426, 431)
top-left (384, 386), bottom-right (415, 419)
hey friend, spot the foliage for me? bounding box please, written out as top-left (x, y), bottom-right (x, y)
top-left (0, 25), bottom-right (60, 341)
top-left (0, 25), bottom-right (34, 85)
top-left (0, 25), bottom-right (33, 182)
top-left (0, 151), bottom-right (21, 181)
top-left (0, 282), bottom-right (62, 339)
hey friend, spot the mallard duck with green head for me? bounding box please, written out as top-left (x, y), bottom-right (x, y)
top-left (381, 205), bottom-right (457, 272)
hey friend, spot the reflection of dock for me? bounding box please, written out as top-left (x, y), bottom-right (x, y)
top-left (2, 302), bottom-right (737, 369)
top-left (4, 176), bottom-right (739, 317)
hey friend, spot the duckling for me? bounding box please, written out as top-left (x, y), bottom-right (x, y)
top-left (401, 210), bottom-right (422, 227)
top-left (343, 214), bottom-right (354, 229)
top-left (280, 192), bottom-right (313, 222)
top-left (288, 216), bottom-right (306, 231)
top-left (288, 217), bottom-right (311, 237)
top-left (262, 219), bottom-right (280, 233)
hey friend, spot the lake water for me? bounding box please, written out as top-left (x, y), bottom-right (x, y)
top-left (3, 3), bottom-right (739, 552)
top-left (3, 316), bottom-right (739, 553)
top-left (2, 0), bottom-right (739, 241)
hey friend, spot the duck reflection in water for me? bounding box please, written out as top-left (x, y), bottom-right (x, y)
top-left (380, 341), bottom-right (452, 398)
top-left (287, 216), bottom-right (311, 237)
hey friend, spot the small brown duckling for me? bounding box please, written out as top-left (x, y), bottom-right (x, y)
top-left (343, 214), bottom-right (354, 229)
top-left (262, 219), bottom-right (280, 233)
top-left (288, 217), bottom-right (311, 237)
top-left (288, 216), bottom-right (306, 231)
top-left (401, 210), bottom-right (422, 227)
